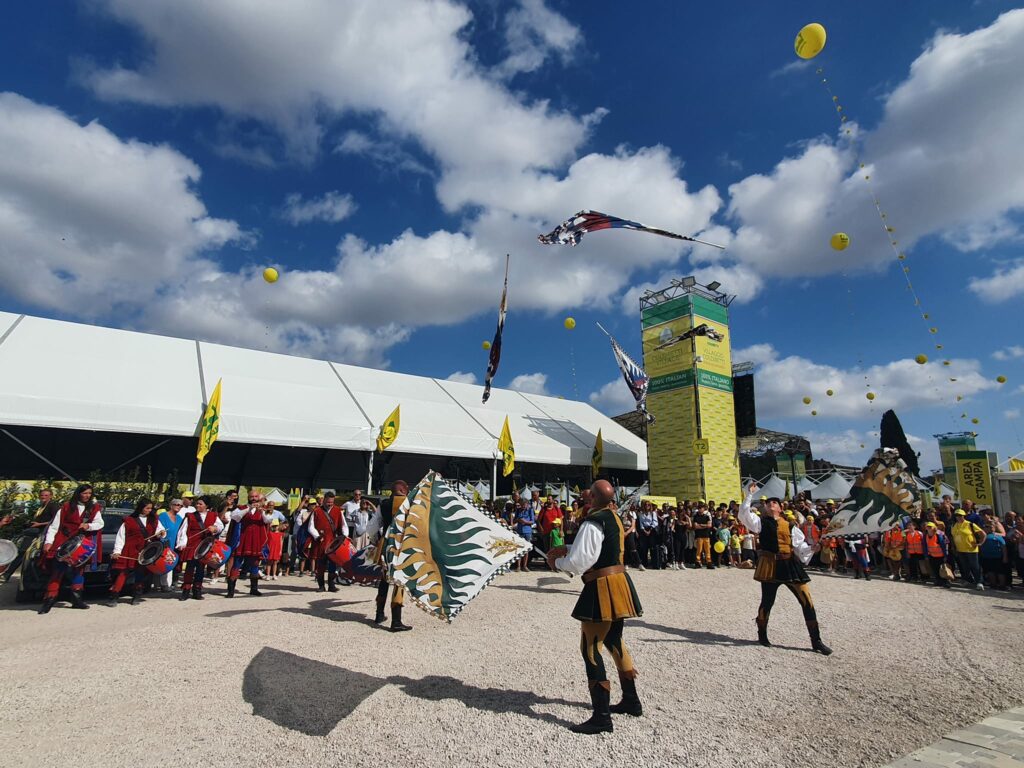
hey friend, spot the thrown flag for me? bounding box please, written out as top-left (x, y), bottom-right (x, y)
top-left (383, 471), bottom-right (531, 622)
top-left (482, 254), bottom-right (510, 404)
top-left (597, 322), bottom-right (655, 424)
top-left (822, 448), bottom-right (921, 539)
top-left (538, 210), bottom-right (725, 249)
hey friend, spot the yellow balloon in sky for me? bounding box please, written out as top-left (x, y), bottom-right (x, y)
top-left (794, 23), bottom-right (827, 60)
top-left (866, 392), bottom-right (876, 401)
top-left (971, 418), bottom-right (979, 425)
top-left (830, 232), bottom-right (850, 251)
top-left (262, 267), bottom-right (279, 284)
top-left (996, 375), bottom-right (1007, 384)
top-left (482, 340), bottom-right (491, 350)
top-left (914, 354), bottom-right (928, 365)
top-left (802, 396), bottom-right (812, 405)
top-left (563, 317), bottom-right (576, 330)
top-left (811, 410), bottom-right (818, 416)
top-left (826, 389), bottom-right (834, 396)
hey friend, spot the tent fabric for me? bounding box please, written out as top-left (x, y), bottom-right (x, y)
top-left (795, 476), bottom-right (818, 493)
top-left (757, 474), bottom-right (788, 499)
top-left (810, 472), bottom-right (854, 501)
top-left (0, 312), bottom-right (647, 471)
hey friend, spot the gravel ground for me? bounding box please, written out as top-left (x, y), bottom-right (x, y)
top-left (0, 567), bottom-right (1020, 768)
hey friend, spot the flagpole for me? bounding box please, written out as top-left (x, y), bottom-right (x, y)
top-left (491, 458), bottom-right (498, 506)
top-left (367, 450), bottom-right (375, 495)
top-left (193, 461), bottom-right (203, 495)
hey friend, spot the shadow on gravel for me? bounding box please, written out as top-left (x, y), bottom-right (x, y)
top-left (633, 620), bottom-right (810, 652)
top-left (207, 598), bottom-right (369, 622)
top-left (244, 647), bottom-right (587, 736)
top-left (493, 584), bottom-right (578, 596)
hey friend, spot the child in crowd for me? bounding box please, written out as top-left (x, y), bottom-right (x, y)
top-left (266, 523), bottom-right (284, 580)
top-left (740, 529), bottom-right (756, 564)
top-left (729, 526), bottom-right (742, 567)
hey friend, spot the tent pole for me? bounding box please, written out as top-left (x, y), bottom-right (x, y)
top-left (366, 450), bottom-right (375, 495)
top-left (492, 458), bottom-right (498, 506)
top-left (1, 428), bottom-right (77, 482)
top-left (192, 460), bottom-right (203, 494)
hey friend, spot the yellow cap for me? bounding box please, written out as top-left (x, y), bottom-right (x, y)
top-left (759, 496), bottom-right (767, 501)
top-left (925, 521), bottom-right (937, 528)
top-left (954, 509), bottom-right (966, 516)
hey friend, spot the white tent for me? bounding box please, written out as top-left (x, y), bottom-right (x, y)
top-left (264, 488), bottom-right (289, 505)
top-left (935, 482), bottom-right (958, 499)
top-left (796, 476), bottom-right (818, 494)
top-left (757, 473), bottom-right (788, 499)
top-left (810, 472), bottom-right (853, 501)
top-left (0, 312), bottom-right (648, 472)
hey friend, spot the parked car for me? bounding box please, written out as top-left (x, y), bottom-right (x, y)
top-left (15, 507), bottom-right (129, 603)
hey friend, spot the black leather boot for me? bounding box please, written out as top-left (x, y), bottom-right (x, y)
top-left (389, 605), bottom-right (412, 632)
top-left (571, 682), bottom-right (613, 734)
top-left (327, 573), bottom-right (338, 593)
top-left (226, 578), bottom-right (236, 598)
top-left (373, 597), bottom-right (387, 625)
top-left (316, 574), bottom-right (326, 593)
top-left (38, 597), bottom-right (56, 614)
top-left (249, 576), bottom-right (262, 596)
top-left (69, 590), bottom-right (89, 609)
top-left (609, 674), bottom-right (643, 717)
top-left (756, 617), bottom-right (771, 647)
top-left (808, 622), bottom-right (833, 655)
top-left (191, 585), bottom-right (204, 600)
top-left (179, 587), bottom-right (191, 601)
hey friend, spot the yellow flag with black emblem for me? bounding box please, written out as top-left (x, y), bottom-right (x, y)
top-left (376, 405), bottom-right (401, 453)
top-left (196, 378), bottom-right (222, 463)
top-left (498, 416), bottom-right (515, 477)
top-left (592, 428), bottom-right (603, 477)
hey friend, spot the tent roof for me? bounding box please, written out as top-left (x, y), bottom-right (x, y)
top-left (757, 474), bottom-right (788, 499)
top-left (0, 312), bottom-right (647, 471)
top-left (810, 472), bottom-right (853, 501)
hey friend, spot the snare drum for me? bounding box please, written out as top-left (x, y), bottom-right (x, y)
top-left (343, 545), bottom-right (383, 584)
top-left (325, 537), bottom-right (354, 568)
top-left (56, 534), bottom-right (97, 568)
top-left (138, 540), bottom-right (179, 575)
top-left (0, 539), bottom-right (17, 576)
top-left (195, 538), bottom-right (232, 569)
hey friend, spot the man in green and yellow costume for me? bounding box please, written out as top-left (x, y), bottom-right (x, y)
top-left (547, 479), bottom-right (643, 735)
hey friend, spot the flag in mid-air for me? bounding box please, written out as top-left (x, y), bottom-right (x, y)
top-left (592, 429), bottom-right (603, 478)
top-left (538, 210), bottom-right (725, 249)
top-left (196, 378), bottom-right (223, 463)
top-left (604, 330), bottom-right (655, 424)
top-left (482, 254), bottom-right (510, 404)
top-left (498, 416), bottom-right (515, 477)
top-left (823, 448), bottom-right (921, 539)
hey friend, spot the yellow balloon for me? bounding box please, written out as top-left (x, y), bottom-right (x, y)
top-left (482, 340), bottom-right (491, 350)
top-left (713, 541), bottom-right (726, 554)
top-left (956, 395), bottom-right (962, 401)
top-left (929, 327), bottom-right (938, 334)
top-left (563, 317), bottom-right (576, 330)
top-left (830, 232), bottom-right (850, 251)
top-left (866, 392), bottom-right (876, 401)
top-left (996, 375), bottom-right (1007, 384)
top-left (811, 410), bottom-right (818, 416)
top-left (802, 397), bottom-right (812, 405)
top-left (943, 360), bottom-right (951, 366)
top-left (794, 23), bottom-right (827, 59)
top-left (859, 444), bottom-right (865, 448)
top-left (826, 389), bottom-right (834, 396)
top-left (971, 418), bottom-right (979, 425)
top-left (914, 354), bottom-right (928, 365)
top-left (262, 267), bottom-right (279, 284)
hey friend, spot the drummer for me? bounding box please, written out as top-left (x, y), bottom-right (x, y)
top-left (175, 495), bottom-right (224, 601)
top-left (110, 497), bottom-right (166, 605)
top-left (40, 483), bottom-right (104, 614)
top-left (308, 491), bottom-right (348, 593)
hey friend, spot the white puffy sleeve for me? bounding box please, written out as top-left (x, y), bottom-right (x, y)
top-left (176, 521), bottom-right (189, 550)
top-left (791, 525), bottom-right (814, 565)
top-left (86, 506), bottom-right (104, 532)
top-left (44, 508), bottom-right (62, 546)
top-left (737, 491), bottom-right (761, 534)
top-left (112, 522), bottom-right (127, 557)
top-left (554, 521), bottom-right (604, 575)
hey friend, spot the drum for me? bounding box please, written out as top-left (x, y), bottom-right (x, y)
top-left (326, 537), bottom-right (354, 568)
top-left (343, 545), bottom-right (383, 585)
top-left (195, 538), bottom-right (232, 569)
top-left (0, 539), bottom-right (17, 576)
top-left (138, 540), bottom-right (179, 575)
top-left (56, 534), bottom-right (97, 568)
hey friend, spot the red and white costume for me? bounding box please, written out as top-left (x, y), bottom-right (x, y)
top-left (110, 513), bottom-right (166, 598)
top-left (42, 501), bottom-right (104, 602)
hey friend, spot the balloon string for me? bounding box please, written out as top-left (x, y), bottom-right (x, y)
top-left (815, 66), bottom-right (973, 431)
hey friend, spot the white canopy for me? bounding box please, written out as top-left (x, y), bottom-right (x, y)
top-left (795, 476), bottom-right (818, 493)
top-left (0, 312), bottom-right (647, 470)
top-left (810, 472), bottom-right (854, 501)
top-left (757, 473), bottom-right (788, 499)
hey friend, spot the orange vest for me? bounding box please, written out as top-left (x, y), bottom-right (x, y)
top-left (925, 532), bottom-right (944, 558)
top-left (801, 522), bottom-right (820, 544)
top-left (883, 529), bottom-right (904, 549)
top-left (905, 530), bottom-right (924, 555)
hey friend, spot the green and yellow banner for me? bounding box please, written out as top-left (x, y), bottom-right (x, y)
top-left (196, 378), bottom-right (222, 463)
top-left (376, 404), bottom-right (400, 453)
top-left (955, 451), bottom-right (993, 505)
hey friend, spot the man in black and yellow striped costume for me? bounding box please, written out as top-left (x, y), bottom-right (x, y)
top-left (737, 482), bottom-right (832, 655)
top-left (548, 479), bottom-right (643, 735)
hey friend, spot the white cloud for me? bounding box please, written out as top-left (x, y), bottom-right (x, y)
top-left (507, 372), bottom-right (550, 395)
top-left (740, 343), bottom-right (997, 420)
top-left (732, 343), bottom-right (779, 366)
top-left (721, 10), bottom-right (1024, 289)
top-left (281, 191), bottom-right (356, 225)
top-left (805, 428), bottom-right (938, 473)
top-left (0, 92), bottom-right (245, 316)
top-left (494, 0), bottom-right (582, 78)
top-left (1005, 408), bottom-right (1021, 420)
top-left (335, 130), bottom-right (431, 176)
top-left (993, 345), bottom-right (1024, 361)
top-left (969, 260), bottom-right (1024, 303)
top-left (446, 371), bottom-right (478, 385)
top-left (588, 378), bottom-right (637, 416)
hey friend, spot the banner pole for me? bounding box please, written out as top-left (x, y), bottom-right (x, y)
top-left (193, 460), bottom-right (203, 495)
top-left (367, 450), bottom-right (375, 495)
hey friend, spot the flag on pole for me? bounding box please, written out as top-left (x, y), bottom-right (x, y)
top-left (498, 416), bottom-right (515, 477)
top-left (1009, 458), bottom-right (1024, 472)
top-left (592, 429), bottom-right (603, 477)
top-left (376, 404), bottom-right (401, 453)
top-left (482, 254), bottom-right (510, 404)
top-left (598, 324), bottom-right (655, 424)
top-left (196, 378), bottom-right (222, 463)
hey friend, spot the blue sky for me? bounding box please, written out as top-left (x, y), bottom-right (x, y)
top-left (1, 1), bottom-right (1023, 471)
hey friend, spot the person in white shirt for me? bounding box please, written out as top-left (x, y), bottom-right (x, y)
top-left (175, 496), bottom-right (225, 600)
top-left (109, 498), bottom-right (166, 605)
top-left (737, 483), bottom-right (831, 655)
top-left (40, 483), bottom-right (104, 614)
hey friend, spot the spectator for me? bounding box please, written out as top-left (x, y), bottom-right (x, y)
top-left (692, 503), bottom-right (713, 569)
top-left (904, 519), bottom-right (925, 582)
top-left (979, 521), bottom-right (1009, 591)
top-left (672, 509), bottom-right (688, 569)
top-left (266, 522), bottom-right (284, 580)
top-left (342, 490), bottom-right (364, 542)
top-left (882, 525), bottom-right (905, 581)
top-left (637, 502), bottom-right (659, 569)
top-left (950, 509), bottom-right (986, 590)
top-left (157, 499), bottom-right (185, 592)
top-left (924, 522), bottom-right (952, 588)
top-left (3, 487), bottom-right (59, 583)
top-left (513, 501), bottom-right (535, 572)
top-left (618, 502), bottom-right (642, 570)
